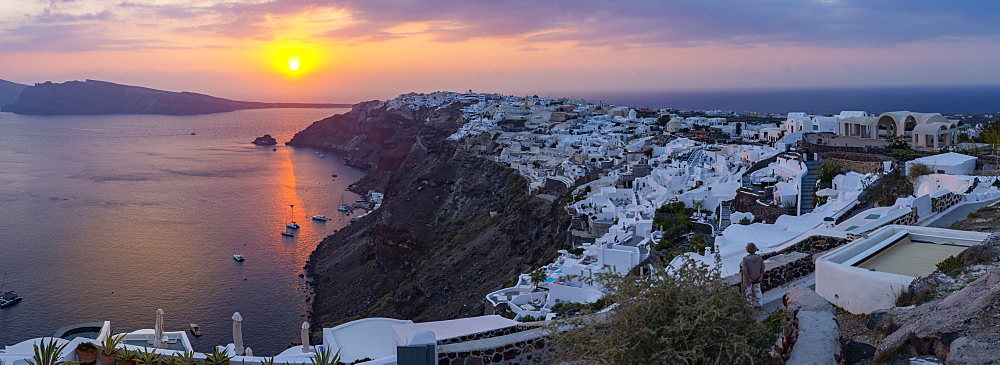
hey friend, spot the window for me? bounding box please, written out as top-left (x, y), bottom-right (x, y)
top-left (813, 125), bottom-right (819, 131)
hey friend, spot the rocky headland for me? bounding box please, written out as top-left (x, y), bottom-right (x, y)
top-left (252, 134), bottom-right (278, 145)
top-left (0, 79), bottom-right (28, 109)
top-left (0, 79), bottom-right (349, 115)
top-left (287, 99), bottom-right (570, 328)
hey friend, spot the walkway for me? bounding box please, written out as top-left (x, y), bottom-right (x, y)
top-left (922, 197), bottom-right (1000, 228)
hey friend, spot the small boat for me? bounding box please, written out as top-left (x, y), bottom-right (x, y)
top-left (233, 254), bottom-right (245, 261)
top-left (287, 222), bottom-right (300, 229)
top-left (0, 273), bottom-right (21, 309)
top-left (189, 324), bottom-right (203, 336)
top-left (312, 215), bottom-right (329, 221)
top-left (0, 291), bottom-right (22, 308)
top-left (318, 153), bottom-right (325, 158)
top-left (337, 205), bottom-right (352, 212)
top-left (281, 232), bottom-right (295, 237)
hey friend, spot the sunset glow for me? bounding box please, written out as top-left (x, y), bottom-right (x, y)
top-left (1, 1), bottom-right (999, 103)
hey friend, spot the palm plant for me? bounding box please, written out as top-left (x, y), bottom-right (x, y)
top-left (26, 339), bottom-right (76, 365)
top-left (115, 349), bottom-right (138, 365)
top-left (100, 334), bottom-right (125, 357)
top-left (170, 352), bottom-right (199, 365)
top-left (308, 347), bottom-right (341, 365)
top-left (136, 347), bottom-right (160, 365)
top-left (257, 358), bottom-right (274, 365)
top-left (203, 348), bottom-right (232, 365)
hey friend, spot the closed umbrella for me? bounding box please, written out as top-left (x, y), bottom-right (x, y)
top-left (154, 309), bottom-right (165, 349)
top-left (244, 348), bottom-right (253, 357)
top-left (300, 322), bottom-right (310, 353)
top-left (232, 312), bottom-right (244, 356)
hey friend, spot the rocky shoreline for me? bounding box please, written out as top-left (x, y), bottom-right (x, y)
top-left (287, 100), bottom-right (571, 331)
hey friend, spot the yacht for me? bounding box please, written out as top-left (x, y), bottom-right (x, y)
top-left (286, 222), bottom-right (300, 229)
top-left (337, 205), bottom-right (352, 212)
top-left (0, 291), bottom-right (22, 308)
top-left (281, 232), bottom-right (295, 237)
top-left (233, 254), bottom-right (245, 262)
top-left (312, 215), bottom-right (330, 221)
top-left (0, 273), bottom-right (21, 309)
top-left (189, 324), bottom-right (203, 336)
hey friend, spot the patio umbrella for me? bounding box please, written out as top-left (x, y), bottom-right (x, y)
top-left (300, 321), bottom-right (310, 353)
top-left (154, 309), bottom-right (165, 349)
top-left (232, 312), bottom-right (244, 356)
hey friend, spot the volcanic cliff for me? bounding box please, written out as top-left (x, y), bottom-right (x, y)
top-left (287, 100), bottom-right (570, 327)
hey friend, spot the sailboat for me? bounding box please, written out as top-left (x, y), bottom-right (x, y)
top-left (286, 204), bottom-right (300, 229)
top-left (337, 192), bottom-right (352, 212)
top-left (0, 272), bottom-right (23, 308)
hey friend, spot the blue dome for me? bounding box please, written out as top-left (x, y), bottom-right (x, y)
top-left (534, 101), bottom-right (542, 105)
top-left (532, 95), bottom-right (539, 98)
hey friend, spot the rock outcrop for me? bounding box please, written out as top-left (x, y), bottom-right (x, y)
top-left (1, 79), bottom-right (347, 115)
top-left (252, 134), bottom-right (277, 145)
top-left (291, 100), bottom-right (570, 328)
top-left (0, 79), bottom-right (28, 108)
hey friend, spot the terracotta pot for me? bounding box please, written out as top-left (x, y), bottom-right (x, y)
top-left (77, 349), bottom-right (98, 364)
top-left (118, 360), bottom-right (137, 365)
top-left (99, 353), bottom-right (117, 365)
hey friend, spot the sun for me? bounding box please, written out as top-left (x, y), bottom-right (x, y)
top-left (268, 44), bottom-right (320, 77)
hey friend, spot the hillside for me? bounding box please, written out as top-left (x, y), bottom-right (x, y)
top-left (0, 79), bottom-right (28, 108)
top-left (288, 99), bottom-right (570, 327)
top-left (0, 79), bottom-right (349, 115)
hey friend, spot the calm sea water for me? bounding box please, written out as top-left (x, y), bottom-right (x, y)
top-left (0, 108), bottom-right (361, 355)
top-left (577, 85), bottom-right (1000, 115)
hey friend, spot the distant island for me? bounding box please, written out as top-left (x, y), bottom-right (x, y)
top-left (0, 79), bottom-right (351, 115)
top-left (0, 79), bottom-right (28, 108)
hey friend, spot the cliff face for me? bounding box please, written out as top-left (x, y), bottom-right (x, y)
top-left (0, 79), bottom-right (28, 108)
top-left (0, 79), bottom-right (346, 115)
top-left (290, 101), bottom-right (569, 327)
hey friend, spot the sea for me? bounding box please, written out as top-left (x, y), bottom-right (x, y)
top-left (575, 85), bottom-right (1000, 115)
top-left (0, 108), bottom-right (359, 355)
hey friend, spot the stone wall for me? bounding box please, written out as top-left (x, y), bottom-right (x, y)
top-left (762, 235), bottom-right (852, 259)
top-left (800, 133), bottom-right (889, 155)
top-left (760, 252), bottom-right (812, 292)
top-left (887, 208), bottom-right (918, 226)
top-left (931, 192), bottom-right (963, 213)
top-left (437, 329), bottom-right (554, 365)
top-left (819, 152), bottom-right (895, 174)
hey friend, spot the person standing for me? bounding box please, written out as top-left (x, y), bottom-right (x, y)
top-left (740, 242), bottom-right (765, 305)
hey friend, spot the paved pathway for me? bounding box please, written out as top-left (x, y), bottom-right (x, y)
top-left (923, 198), bottom-right (1000, 228)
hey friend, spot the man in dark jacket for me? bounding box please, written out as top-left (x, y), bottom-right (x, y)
top-left (740, 242), bottom-right (765, 304)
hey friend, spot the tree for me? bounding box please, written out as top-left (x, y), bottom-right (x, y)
top-left (549, 258), bottom-right (774, 364)
top-left (529, 268), bottom-right (547, 290)
top-left (735, 122), bottom-right (743, 137)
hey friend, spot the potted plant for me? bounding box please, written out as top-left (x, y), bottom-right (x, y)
top-left (174, 352), bottom-right (200, 365)
top-left (135, 348), bottom-right (160, 365)
top-left (258, 358), bottom-right (274, 365)
top-left (202, 348), bottom-right (231, 365)
top-left (308, 347), bottom-right (341, 365)
top-left (76, 342), bottom-right (99, 364)
top-left (99, 334), bottom-right (125, 365)
top-left (115, 349), bottom-right (138, 365)
top-left (25, 339), bottom-right (76, 365)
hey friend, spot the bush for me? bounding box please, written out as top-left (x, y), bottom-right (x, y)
top-left (549, 258), bottom-right (774, 363)
top-left (907, 162), bottom-right (932, 181)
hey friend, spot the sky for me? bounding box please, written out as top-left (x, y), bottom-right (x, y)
top-left (2, 0), bottom-right (1000, 103)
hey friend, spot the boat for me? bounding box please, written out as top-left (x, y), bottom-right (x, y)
top-left (286, 222), bottom-right (300, 229)
top-left (286, 205), bottom-right (300, 229)
top-left (281, 232), bottom-right (295, 237)
top-left (272, 147), bottom-right (277, 151)
top-left (312, 215), bottom-right (329, 221)
top-left (318, 153), bottom-right (325, 158)
top-left (337, 192), bottom-right (352, 212)
top-left (189, 324), bottom-right (203, 336)
top-left (0, 273), bottom-right (22, 309)
top-left (233, 254), bottom-right (245, 261)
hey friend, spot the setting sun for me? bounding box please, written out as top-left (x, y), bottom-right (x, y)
top-left (268, 43), bottom-right (321, 77)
